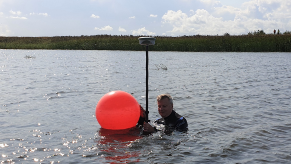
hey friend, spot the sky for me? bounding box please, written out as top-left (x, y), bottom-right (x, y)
top-left (0, 0), bottom-right (290, 37)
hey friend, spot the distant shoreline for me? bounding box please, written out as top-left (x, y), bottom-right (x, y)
top-left (1, 34), bottom-right (290, 52)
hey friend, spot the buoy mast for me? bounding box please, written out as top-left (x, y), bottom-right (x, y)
top-left (138, 37), bottom-right (156, 123)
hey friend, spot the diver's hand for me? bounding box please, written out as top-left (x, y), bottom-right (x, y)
top-left (143, 122), bottom-right (156, 133)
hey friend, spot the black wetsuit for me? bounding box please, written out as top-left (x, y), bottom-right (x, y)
top-left (154, 110), bottom-right (188, 134)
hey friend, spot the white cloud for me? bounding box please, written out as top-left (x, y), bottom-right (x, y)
top-left (10, 10), bottom-right (21, 15)
top-left (91, 14), bottom-right (100, 18)
top-left (162, 9), bottom-right (242, 35)
top-left (213, 5), bottom-right (242, 16)
top-left (11, 16), bottom-right (27, 19)
top-left (40, 13), bottom-right (48, 16)
top-left (215, 0), bottom-right (291, 32)
top-left (129, 16), bottom-right (135, 19)
top-left (132, 27), bottom-right (155, 35)
top-left (9, 10), bottom-right (27, 19)
top-left (248, 0), bottom-right (291, 21)
top-left (199, 0), bottom-right (221, 6)
top-left (30, 12), bottom-right (48, 16)
top-left (162, 10), bottom-right (188, 25)
top-left (119, 27), bottom-right (126, 32)
top-left (162, 0), bottom-right (291, 35)
top-left (150, 14), bottom-right (157, 17)
top-left (94, 25), bottom-right (113, 31)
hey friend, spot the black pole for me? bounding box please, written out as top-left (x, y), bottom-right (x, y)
top-left (145, 45), bottom-right (149, 122)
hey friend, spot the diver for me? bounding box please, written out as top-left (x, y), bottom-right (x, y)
top-left (139, 94), bottom-right (188, 134)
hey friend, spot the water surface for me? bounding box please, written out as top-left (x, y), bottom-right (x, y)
top-left (1, 50), bottom-right (291, 163)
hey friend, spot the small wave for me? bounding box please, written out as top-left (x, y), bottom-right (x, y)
top-left (44, 91), bottom-right (69, 100)
top-left (24, 55), bottom-right (36, 59)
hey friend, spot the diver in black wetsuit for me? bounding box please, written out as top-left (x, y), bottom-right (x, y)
top-left (143, 94), bottom-right (188, 134)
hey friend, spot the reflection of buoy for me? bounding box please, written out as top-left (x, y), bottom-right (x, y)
top-left (96, 91), bottom-right (140, 130)
top-left (99, 128), bottom-right (141, 142)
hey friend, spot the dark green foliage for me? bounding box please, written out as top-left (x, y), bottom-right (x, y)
top-left (250, 30), bottom-right (266, 36)
top-left (0, 34), bottom-right (291, 52)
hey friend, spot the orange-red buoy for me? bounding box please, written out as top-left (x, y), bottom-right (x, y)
top-left (96, 91), bottom-right (140, 130)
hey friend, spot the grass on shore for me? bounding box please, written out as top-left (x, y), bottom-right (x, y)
top-left (0, 33), bottom-right (291, 52)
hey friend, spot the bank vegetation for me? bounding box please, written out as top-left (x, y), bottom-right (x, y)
top-left (1, 30), bottom-right (291, 52)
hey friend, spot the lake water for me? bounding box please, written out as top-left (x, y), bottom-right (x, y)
top-left (1, 50), bottom-right (291, 163)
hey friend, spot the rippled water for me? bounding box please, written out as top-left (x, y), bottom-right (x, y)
top-left (1, 50), bottom-right (291, 163)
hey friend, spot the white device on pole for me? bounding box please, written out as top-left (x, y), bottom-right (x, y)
top-left (138, 37), bottom-right (156, 45)
top-left (138, 37), bottom-right (155, 123)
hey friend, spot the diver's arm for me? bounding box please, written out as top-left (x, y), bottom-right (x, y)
top-left (143, 122), bottom-right (157, 133)
top-left (176, 117), bottom-right (188, 132)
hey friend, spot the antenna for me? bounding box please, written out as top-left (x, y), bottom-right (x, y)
top-left (138, 37), bottom-right (156, 122)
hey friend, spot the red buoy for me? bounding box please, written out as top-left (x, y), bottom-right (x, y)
top-left (96, 91), bottom-right (140, 130)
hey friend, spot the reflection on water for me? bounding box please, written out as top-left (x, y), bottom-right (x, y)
top-left (96, 128), bottom-right (142, 163)
top-left (1, 50), bottom-right (291, 163)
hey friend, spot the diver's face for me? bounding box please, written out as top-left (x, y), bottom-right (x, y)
top-left (157, 98), bottom-right (173, 118)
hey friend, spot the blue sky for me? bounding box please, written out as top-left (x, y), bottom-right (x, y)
top-left (0, 0), bottom-right (290, 36)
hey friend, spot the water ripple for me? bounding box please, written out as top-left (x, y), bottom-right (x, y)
top-left (1, 50), bottom-right (291, 163)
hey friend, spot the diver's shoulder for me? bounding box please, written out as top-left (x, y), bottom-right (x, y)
top-left (154, 117), bottom-right (165, 124)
